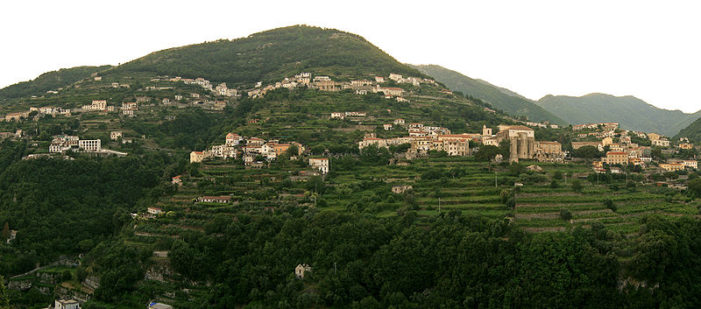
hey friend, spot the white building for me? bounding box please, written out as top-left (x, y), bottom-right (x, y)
top-left (54, 299), bottom-right (80, 309)
top-left (309, 158), bottom-right (329, 174)
top-left (79, 140), bottom-right (101, 152)
top-left (110, 131), bottom-right (122, 141)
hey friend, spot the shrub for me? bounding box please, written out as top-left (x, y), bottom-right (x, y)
top-left (604, 199), bottom-right (616, 212)
top-left (560, 209), bottom-right (572, 221)
top-left (571, 180), bottom-right (583, 192)
top-left (550, 180), bottom-right (559, 189)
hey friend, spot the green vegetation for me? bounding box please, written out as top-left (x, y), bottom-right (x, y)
top-left (0, 24), bottom-right (701, 308)
top-left (412, 64), bottom-right (566, 124)
top-left (537, 93), bottom-right (701, 136)
top-left (0, 65), bottom-right (112, 101)
top-left (111, 25), bottom-right (424, 87)
top-left (675, 116), bottom-right (701, 143)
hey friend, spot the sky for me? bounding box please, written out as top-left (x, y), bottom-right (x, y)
top-left (1, 0), bottom-right (700, 112)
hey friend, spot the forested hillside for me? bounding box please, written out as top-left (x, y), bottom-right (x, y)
top-left (109, 25), bottom-right (424, 87)
top-left (412, 64), bottom-right (566, 125)
top-left (537, 93), bottom-right (701, 136)
top-left (676, 117), bottom-right (701, 143)
top-left (0, 65), bottom-right (112, 100)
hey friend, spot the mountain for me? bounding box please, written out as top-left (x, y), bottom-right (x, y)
top-left (0, 65), bottom-right (112, 100)
top-left (109, 25), bottom-right (425, 87)
top-left (536, 93), bottom-right (701, 136)
top-left (675, 117), bottom-right (701, 143)
top-left (411, 64), bottom-right (566, 125)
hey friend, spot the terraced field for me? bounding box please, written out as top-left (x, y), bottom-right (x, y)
top-left (116, 157), bottom-right (698, 306)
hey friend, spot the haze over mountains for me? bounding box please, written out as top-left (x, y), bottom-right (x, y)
top-left (411, 64), bottom-right (566, 125)
top-left (537, 93), bottom-right (701, 137)
top-left (414, 64), bottom-right (701, 137)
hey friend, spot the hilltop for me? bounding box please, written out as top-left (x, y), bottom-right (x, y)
top-left (108, 25), bottom-right (425, 87)
top-left (0, 65), bottom-right (112, 100)
top-left (411, 64), bottom-right (566, 125)
top-left (537, 93), bottom-right (701, 136)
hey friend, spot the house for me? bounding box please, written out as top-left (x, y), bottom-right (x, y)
top-left (652, 139), bottom-right (670, 147)
top-left (122, 110), bottom-right (134, 117)
top-left (679, 143), bottom-right (694, 150)
top-left (190, 151), bottom-right (208, 163)
top-left (223, 133), bottom-right (241, 147)
top-left (309, 158), bottom-right (329, 174)
top-left (389, 73), bottom-right (403, 81)
top-left (659, 163), bottom-right (685, 172)
top-left (4, 111), bottom-right (30, 121)
top-left (171, 175), bottom-right (182, 186)
top-left (211, 145), bottom-right (237, 159)
top-left (247, 137), bottom-right (265, 146)
top-left (330, 112), bottom-right (345, 119)
top-left (603, 151), bottom-right (628, 165)
top-left (394, 118), bottom-right (405, 125)
top-left (375, 76), bottom-right (385, 83)
top-left (6, 230), bottom-right (16, 244)
top-left (53, 299), bottom-right (80, 309)
top-left (79, 140), bottom-right (101, 152)
top-left (110, 131), bottom-right (122, 141)
top-left (197, 196), bottom-right (231, 204)
top-left (295, 264), bottom-right (312, 279)
top-left (147, 207), bottom-right (163, 215)
top-left (122, 102), bottom-right (138, 110)
top-left (383, 124), bottom-right (393, 130)
top-left (647, 133), bottom-right (662, 141)
top-left (375, 86), bottom-right (404, 97)
top-left (396, 97), bottom-right (409, 103)
top-left (392, 185), bottom-right (413, 194)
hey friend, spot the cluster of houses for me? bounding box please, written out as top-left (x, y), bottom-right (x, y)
top-left (569, 122), bottom-right (698, 173)
top-left (359, 122), bottom-right (564, 162)
top-left (165, 76), bottom-right (239, 97)
top-left (189, 133), bottom-right (332, 174)
top-left (48, 135), bottom-right (126, 156)
top-left (244, 72), bottom-right (436, 102)
top-left (2, 105), bottom-right (71, 122)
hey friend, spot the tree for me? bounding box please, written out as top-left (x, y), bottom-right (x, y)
top-left (285, 144), bottom-right (299, 157)
top-left (1, 222), bottom-right (8, 241)
top-left (604, 199), bottom-right (616, 212)
top-left (688, 178), bottom-right (701, 197)
top-left (0, 275), bottom-right (9, 309)
top-left (571, 180), bottom-right (583, 193)
top-left (560, 209), bottom-right (572, 221)
top-left (572, 146), bottom-right (601, 159)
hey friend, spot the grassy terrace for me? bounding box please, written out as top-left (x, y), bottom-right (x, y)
top-left (119, 156), bottom-right (698, 306)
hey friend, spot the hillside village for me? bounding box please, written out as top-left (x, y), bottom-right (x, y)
top-left (1, 25), bottom-right (701, 309)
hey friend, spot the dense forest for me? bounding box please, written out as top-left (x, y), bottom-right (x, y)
top-left (0, 142), bottom-right (176, 276)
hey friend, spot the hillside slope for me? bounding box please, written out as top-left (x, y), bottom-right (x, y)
top-left (109, 25), bottom-right (425, 87)
top-left (537, 93), bottom-right (701, 136)
top-left (675, 117), bottom-right (701, 143)
top-left (411, 64), bottom-right (566, 125)
top-left (0, 65), bottom-right (112, 100)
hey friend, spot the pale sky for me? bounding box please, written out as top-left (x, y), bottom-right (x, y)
top-left (1, 0), bottom-right (700, 112)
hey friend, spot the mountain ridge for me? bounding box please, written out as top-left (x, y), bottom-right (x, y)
top-left (536, 93), bottom-right (701, 136)
top-left (411, 64), bottom-right (567, 125)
